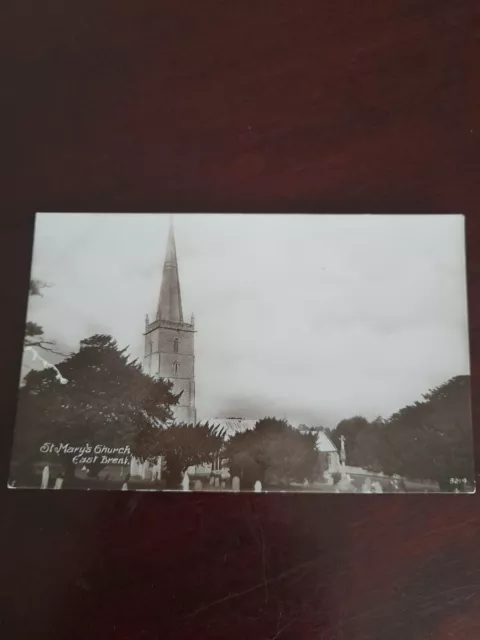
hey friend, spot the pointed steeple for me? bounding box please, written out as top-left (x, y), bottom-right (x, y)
top-left (157, 217), bottom-right (184, 322)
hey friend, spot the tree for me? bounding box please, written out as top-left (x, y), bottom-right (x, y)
top-left (331, 416), bottom-right (383, 471)
top-left (331, 377), bottom-right (474, 490)
top-left (223, 418), bottom-right (318, 489)
top-left (24, 279), bottom-right (63, 355)
top-left (380, 376), bottom-right (474, 489)
top-left (11, 334), bottom-right (179, 482)
top-left (130, 422), bottom-right (225, 489)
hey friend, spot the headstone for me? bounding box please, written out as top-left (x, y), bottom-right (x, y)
top-left (121, 482), bottom-right (128, 491)
top-left (340, 435), bottom-right (347, 465)
top-left (41, 465), bottom-right (50, 489)
top-left (194, 480), bottom-right (203, 491)
top-left (182, 473), bottom-right (190, 491)
top-left (337, 473), bottom-right (354, 492)
top-left (54, 476), bottom-right (64, 490)
top-left (221, 481), bottom-right (226, 488)
top-left (372, 480), bottom-right (383, 494)
top-left (361, 477), bottom-right (372, 493)
top-left (324, 472), bottom-right (334, 486)
top-left (254, 480), bottom-right (262, 493)
top-left (214, 477), bottom-right (220, 489)
top-left (209, 476), bottom-right (215, 486)
top-left (232, 476), bottom-right (240, 492)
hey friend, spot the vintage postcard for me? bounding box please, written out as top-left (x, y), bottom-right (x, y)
top-left (8, 213), bottom-right (473, 493)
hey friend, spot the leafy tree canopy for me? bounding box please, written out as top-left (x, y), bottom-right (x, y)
top-left (331, 415), bottom-right (383, 472)
top-left (382, 375), bottom-right (473, 488)
top-left (330, 376), bottom-right (473, 489)
top-left (13, 334), bottom-right (179, 478)
top-left (131, 422), bottom-right (225, 488)
top-left (224, 417), bottom-right (319, 489)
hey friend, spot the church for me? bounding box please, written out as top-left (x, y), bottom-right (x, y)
top-left (142, 219), bottom-right (196, 425)
top-left (130, 218), bottom-right (340, 483)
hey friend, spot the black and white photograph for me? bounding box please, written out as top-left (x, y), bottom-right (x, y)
top-left (8, 213), bottom-right (473, 493)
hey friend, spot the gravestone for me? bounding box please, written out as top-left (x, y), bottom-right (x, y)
top-left (182, 473), bottom-right (190, 491)
top-left (324, 472), bottom-right (334, 486)
top-left (41, 465), bottom-right (50, 490)
top-left (194, 479), bottom-right (203, 491)
top-left (336, 473), bottom-right (355, 492)
top-left (371, 480), bottom-right (383, 493)
top-left (232, 476), bottom-right (240, 492)
top-left (361, 477), bottom-right (372, 493)
top-left (221, 467), bottom-right (230, 480)
top-left (209, 476), bottom-right (215, 486)
top-left (221, 480), bottom-right (226, 488)
top-left (254, 480), bottom-right (262, 493)
top-left (214, 477), bottom-right (220, 489)
top-left (340, 435), bottom-right (347, 465)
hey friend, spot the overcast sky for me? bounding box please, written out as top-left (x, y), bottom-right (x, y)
top-left (25, 213), bottom-right (469, 427)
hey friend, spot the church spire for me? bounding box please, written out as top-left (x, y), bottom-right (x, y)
top-left (157, 217), bottom-right (184, 322)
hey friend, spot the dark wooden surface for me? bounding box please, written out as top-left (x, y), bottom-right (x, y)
top-left (1, 1), bottom-right (480, 638)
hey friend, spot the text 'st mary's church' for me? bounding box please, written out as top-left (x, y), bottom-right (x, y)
top-left (143, 219), bottom-right (197, 425)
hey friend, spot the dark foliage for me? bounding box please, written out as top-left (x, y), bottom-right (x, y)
top-left (223, 417), bottom-right (319, 489)
top-left (29, 279), bottom-right (44, 297)
top-left (131, 422), bottom-right (225, 488)
top-left (12, 334), bottom-right (179, 480)
top-left (382, 376), bottom-right (474, 489)
top-left (24, 279), bottom-right (63, 354)
top-left (331, 471), bottom-right (342, 485)
top-left (330, 376), bottom-right (473, 489)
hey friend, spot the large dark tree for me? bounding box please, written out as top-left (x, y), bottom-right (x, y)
top-left (11, 334), bottom-right (179, 482)
top-left (130, 422), bottom-right (225, 489)
top-left (223, 417), bottom-right (318, 489)
top-left (331, 377), bottom-right (473, 490)
top-left (380, 375), bottom-right (474, 490)
top-left (331, 416), bottom-right (383, 472)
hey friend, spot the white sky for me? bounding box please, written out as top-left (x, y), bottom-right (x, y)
top-left (25, 213), bottom-right (470, 427)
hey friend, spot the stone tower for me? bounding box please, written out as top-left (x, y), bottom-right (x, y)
top-left (143, 218), bottom-right (196, 424)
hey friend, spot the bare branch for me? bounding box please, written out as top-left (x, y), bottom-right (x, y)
top-left (24, 339), bottom-right (67, 357)
top-left (29, 278), bottom-right (53, 296)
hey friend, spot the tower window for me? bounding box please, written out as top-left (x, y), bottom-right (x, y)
top-left (145, 339), bottom-right (153, 356)
top-left (173, 361), bottom-right (179, 375)
top-left (173, 338), bottom-right (179, 353)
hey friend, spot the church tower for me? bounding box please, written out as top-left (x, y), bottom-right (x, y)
top-left (143, 218), bottom-right (196, 424)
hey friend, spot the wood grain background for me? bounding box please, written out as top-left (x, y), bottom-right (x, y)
top-left (1, 1), bottom-right (480, 638)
